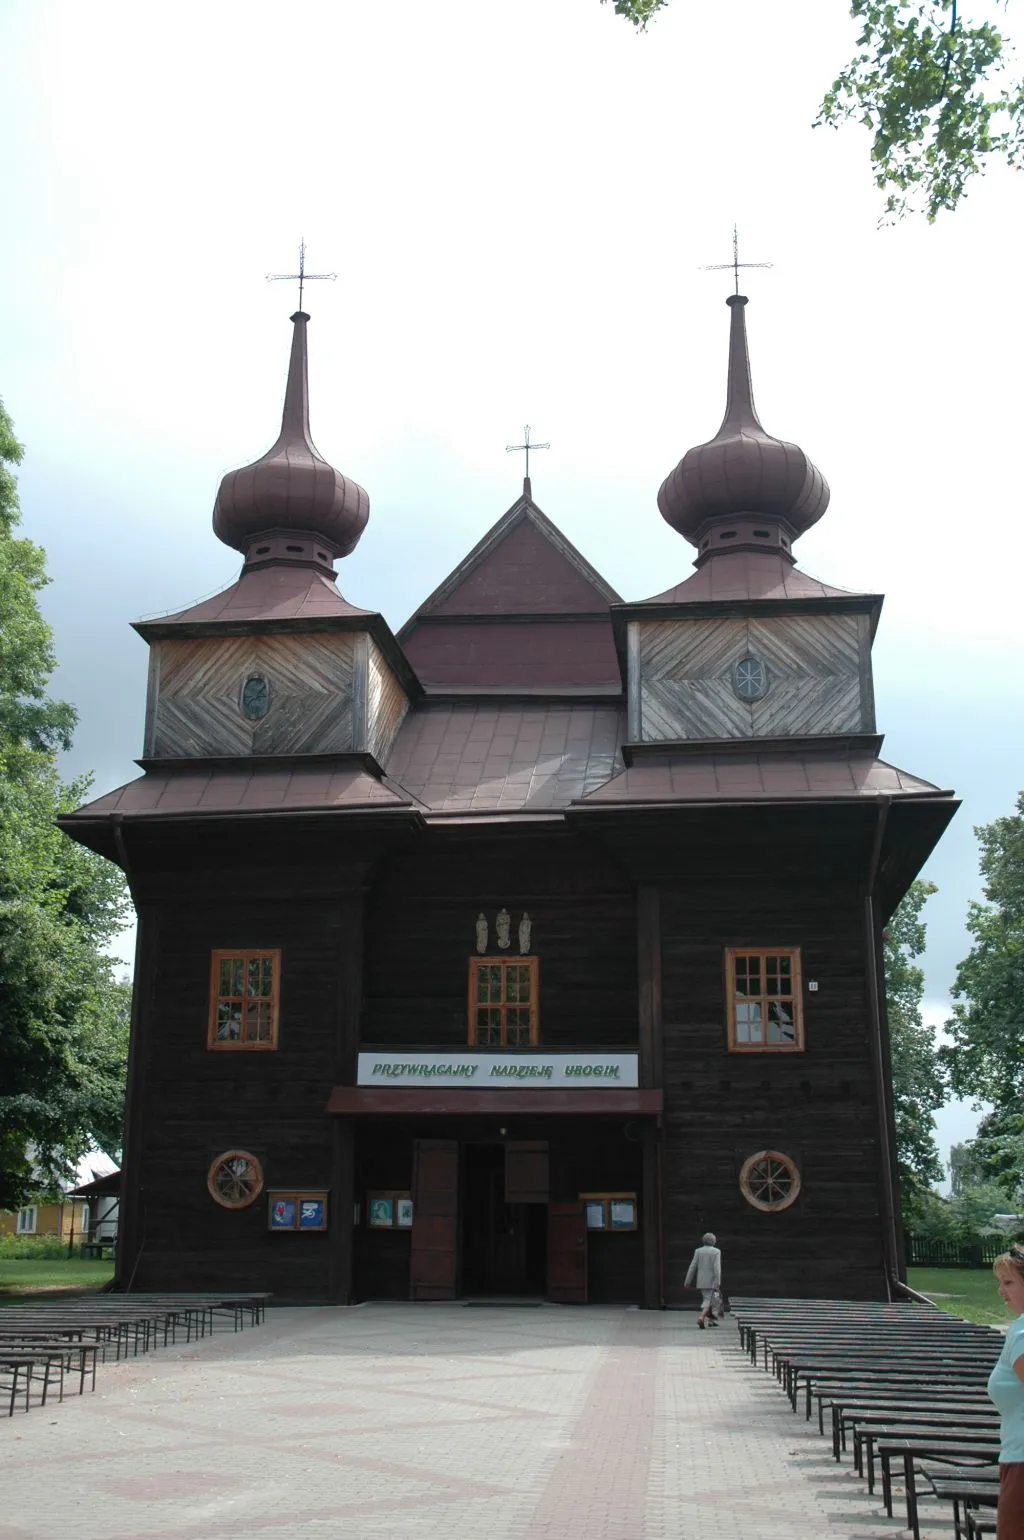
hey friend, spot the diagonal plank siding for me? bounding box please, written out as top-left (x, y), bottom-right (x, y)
top-left (637, 614), bottom-right (870, 742)
top-left (367, 641), bottom-right (409, 768)
top-left (148, 634), bottom-right (358, 757)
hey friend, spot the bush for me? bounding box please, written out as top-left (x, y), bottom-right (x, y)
top-left (0, 1234), bottom-right (76, 1260)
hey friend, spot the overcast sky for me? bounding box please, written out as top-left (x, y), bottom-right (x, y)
top-left (3, 0), bottom-right (1022, 1175)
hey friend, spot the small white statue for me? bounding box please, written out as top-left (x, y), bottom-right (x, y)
top-left (475, 913), bottom-right (488, 953)
top-left (518, 912), bottom-right (532, 954)
top-left (496, 907), bottom-right (511, 950)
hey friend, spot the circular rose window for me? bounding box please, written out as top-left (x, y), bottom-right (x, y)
top-left (207, 1150), bottom-right (264, 1210)
top-left (739, 1150), bottom-right (801, 1213)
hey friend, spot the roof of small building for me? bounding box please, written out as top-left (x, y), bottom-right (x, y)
top-left (574, 748), bottom-right (949, 806)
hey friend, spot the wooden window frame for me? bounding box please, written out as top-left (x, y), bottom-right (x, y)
top-left (739, 1150), bottom-right (802, 1213)
top-left (206, 1150), bottom-right (264, 1210)
top-left (725, 947), bottom-right (803, 1053)
top-left (16, 1205), bottom-right (37, 1235)
top-left (207, 949), bottom-right (281, 1051)
top-left (467, 955), bottom-right (540, 1048)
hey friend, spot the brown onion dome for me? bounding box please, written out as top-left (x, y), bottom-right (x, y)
top-left (657, 294), bottom-right (829, 565)
top-left (213, 311), bottom-right (369, 565)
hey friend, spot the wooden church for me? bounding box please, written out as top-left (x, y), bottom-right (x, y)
top-left (62, 292), bottom-right (957, 1304)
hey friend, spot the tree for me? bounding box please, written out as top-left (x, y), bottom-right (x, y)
top-left (601, 1), bottom-right (1024, 220)
top-left (941, 791), bottom-right (1024, 1105)
top-left (0, 397), bottom-right (131, 1209)
top-left (884, 879), bottom-right (947, 1213)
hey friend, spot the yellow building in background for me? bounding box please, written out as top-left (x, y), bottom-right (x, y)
top-left (0, 1198), bottom-right (91, 1243)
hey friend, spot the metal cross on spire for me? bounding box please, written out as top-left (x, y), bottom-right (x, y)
top-left (266, 239), bottom-right (337, 312)
top-left (506, 425), bottom-right (550, 496)
top-left (700, 225), bottom-right (772, 295)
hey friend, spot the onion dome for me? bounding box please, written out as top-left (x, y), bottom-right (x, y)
top-left (213, 311), bottom-right (369, 569)
top-left (657, 295), bottom-right (829, 567)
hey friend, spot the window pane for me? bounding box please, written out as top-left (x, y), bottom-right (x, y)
top-left (248, 957), bottom-right (272, 999)
top-left (220, 957), bottom-right (244, 997)
top-left (217, 1003), bottom-right (242, 1040)
top-left (736, 1001), bottom-right (763, 1042)
top-left (767, 1001), bottom-right (796, 1044)
top-left (245, 1002), bottom-right (272, 1042)
top-left (478, 1021), bottom-right (501, 1046)
top-left (489, 966), bottom-right (504, 1001)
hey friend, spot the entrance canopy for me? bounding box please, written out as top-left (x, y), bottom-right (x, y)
top-left (326, 1087), bottom-right (663, 1116)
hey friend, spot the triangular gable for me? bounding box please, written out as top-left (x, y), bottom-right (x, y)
top-left (399, 495), bottom-right (622, 636)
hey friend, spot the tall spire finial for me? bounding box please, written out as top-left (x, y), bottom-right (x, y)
top-left (700, 224), bottom-right (772, 296)
top-left (505, 424), bottom-right (550, 499)
top-left (267, 239), bottom-right (337, 313)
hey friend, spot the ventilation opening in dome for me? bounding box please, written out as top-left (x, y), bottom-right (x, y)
top-left (754, 530), bottom-right (770, 539)
top-left (719, 531), bottom-right (737, 541)
top-left (781, 537), bottom-right (790, 549)
top-left (701, 539), bottom-right (709, 550)
top-left (255, 545), bottom-right (270, 555)
top-left (286, 544), bottom-right (305, 553)
top-left (317, 551), bottom-right (328, 561)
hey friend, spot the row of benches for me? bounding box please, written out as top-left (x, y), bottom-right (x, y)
top-left (0, 1292), bottom-right (271, 1418)
top-left (730, 1294), bottom-right (1005, 1540)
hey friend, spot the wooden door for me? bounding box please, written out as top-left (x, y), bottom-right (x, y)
top-left (410, 1139), bottom-right (458, 1300)
top-left (547, 1202), bottom-right (587, 1303)
top-left (505, 1141), bottom-right (549, 1203)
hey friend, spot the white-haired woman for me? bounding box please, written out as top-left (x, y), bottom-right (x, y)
top-left (684, 1232), bottom-right (722, 1329)
top-left (989, 1242), bottom-right (1024, 1540)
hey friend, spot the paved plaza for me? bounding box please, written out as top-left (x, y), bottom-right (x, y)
top-left (1, 1304), bottom-right (942, 1540)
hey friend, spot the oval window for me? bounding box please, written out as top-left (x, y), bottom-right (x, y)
top-left (207, 1150), bottom-right (264, 1210)
top-left (739, 1150), bottom-right (801, 1212)
top-left (241, 675), bottom-right (270, 721)
top-left (733, 656), bottom-right (767, 701)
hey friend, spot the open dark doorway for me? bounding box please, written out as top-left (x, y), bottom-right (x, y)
top-left (460, 1143), bottom-right (546, 1296)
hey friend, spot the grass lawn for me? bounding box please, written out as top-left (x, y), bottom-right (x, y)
top-left (907, 1266), bottom-right (1012, 1326)
top-left (0, 1258), bottom-right (115, 1298)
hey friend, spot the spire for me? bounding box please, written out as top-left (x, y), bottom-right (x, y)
top-left (657, 294), bottom-right (829, 567)
top-left (212, 312), bottom-right (369, 571)
top-left (721, 294), bottom-right (761, 433)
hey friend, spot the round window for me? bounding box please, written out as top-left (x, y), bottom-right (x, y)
top-left (207, 1150), bottom-right (264, 1210)
top-left (739, 1150), bottom-right (801, 1212)
top-left (733, 656), bottom-right (767, 701)
top-left (241, 675), bottom-right (270, 721)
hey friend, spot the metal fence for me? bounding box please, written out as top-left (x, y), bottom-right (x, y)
top-left (906, 1234), bottom-right (1009, 1268)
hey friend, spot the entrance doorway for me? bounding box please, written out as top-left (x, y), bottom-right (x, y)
top-left (460, 1143), bottom-right (546, 1296)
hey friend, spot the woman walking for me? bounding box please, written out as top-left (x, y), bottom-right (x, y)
top-left (989, 1242), bottom-right (1024, 1539)
top-left (684, 1231), bottom-right (722, 1329)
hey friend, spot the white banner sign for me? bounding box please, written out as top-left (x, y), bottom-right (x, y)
top-left (357, 1051), bottom-right (639, 1089)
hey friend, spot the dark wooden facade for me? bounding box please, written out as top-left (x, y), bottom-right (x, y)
top-left (62, 303), bottom-right (958, 1307)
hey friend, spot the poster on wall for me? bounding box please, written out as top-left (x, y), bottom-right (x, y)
top-left (368, 1196), bottom-right (394, 1227)
top-left (367, 1191), bottom-right (413, 1227)
top-left (268, 1192), bottom-right (328, 1231)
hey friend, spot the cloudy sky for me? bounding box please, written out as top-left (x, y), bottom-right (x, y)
top-left (3, 0), bottom-right (1022, 1172)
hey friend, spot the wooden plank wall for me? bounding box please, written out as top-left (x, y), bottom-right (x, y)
top-left (659, 886), bottom-right (888, 1302)
top-left (361, 833), bottom-right (638, 1051)
top-left (636, 613), bottom-right (872, 741)
top-left (147, 633), bottom-right (358, 757)
top-left (123, 890), bottom-right (358, 1299)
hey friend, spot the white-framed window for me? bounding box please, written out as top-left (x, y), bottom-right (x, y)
top-left (16, 1206), bottom-right (38, 1234)
top-left (80, 1204), bottom-right (90, 1235)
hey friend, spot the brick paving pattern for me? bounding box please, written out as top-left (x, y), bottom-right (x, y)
top-left (0, 1305), bottom-right (950, 1539)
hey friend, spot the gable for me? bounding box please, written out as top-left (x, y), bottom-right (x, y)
top-left (404, 500), bottom-right (621, 629)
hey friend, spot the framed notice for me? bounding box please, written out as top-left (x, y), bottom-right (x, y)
top-left (579, 1192), bottom-right (637, 1232)
top-left (269, 1191), bottom-right (328, 1232)
top-left (367, 1190), bottom-right (412, 1228)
